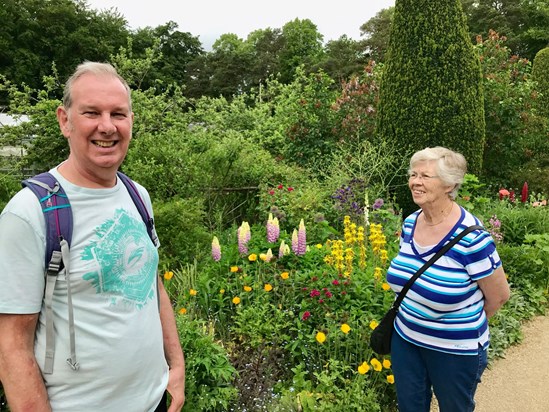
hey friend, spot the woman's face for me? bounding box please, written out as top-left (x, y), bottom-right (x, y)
top-left (408, 160), bottom-right (453, 208)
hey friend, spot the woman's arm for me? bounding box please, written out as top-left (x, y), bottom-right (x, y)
top-left (477, 266), bottom-right (510, 318)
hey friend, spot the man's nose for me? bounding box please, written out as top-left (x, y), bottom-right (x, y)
top-left (97, 114), bottom-right (116, 134)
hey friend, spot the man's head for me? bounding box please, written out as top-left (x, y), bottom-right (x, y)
top-left (62, 62), bottom-right (132, 111)
top-left (57, 62), bottom-right (134, 187)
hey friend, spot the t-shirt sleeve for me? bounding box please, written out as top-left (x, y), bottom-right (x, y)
top-left (463, 231), bottom-right (502, 281)
top-left (0, 193), bottom-right (47, 313)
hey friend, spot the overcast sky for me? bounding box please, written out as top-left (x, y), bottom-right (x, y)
top-left (86, 0), bottom-right (396, 49)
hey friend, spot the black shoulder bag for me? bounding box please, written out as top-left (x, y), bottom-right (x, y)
top-left (369, 225), bottom-right (483, 355)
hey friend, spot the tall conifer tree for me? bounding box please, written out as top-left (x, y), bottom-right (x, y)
top-left (376, 0), bottom-right (485, 215)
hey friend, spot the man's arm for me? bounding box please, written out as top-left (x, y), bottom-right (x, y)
top-left (157, 278), bottom-right (185, 411)
top-left (0, 313), bottom-right (51, 412)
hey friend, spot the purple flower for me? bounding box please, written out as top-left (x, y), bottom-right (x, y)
top-left (372, 198), bottom-right (384, 210)
top-left (237, 222), bottom-right (251, 255)
top-left (266, 213), bottom-right (280, 243)
top-left (211, 236), bottom-right (221, 262)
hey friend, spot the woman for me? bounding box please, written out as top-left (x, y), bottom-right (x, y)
top-left (386, 147), bottom-right (510, 412)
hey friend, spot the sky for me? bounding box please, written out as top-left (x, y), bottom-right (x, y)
top-left (86, 0), bottom-right (396, 49)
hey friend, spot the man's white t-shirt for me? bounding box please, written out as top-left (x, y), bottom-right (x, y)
top-left (0, 167), bottom-right (168, 411)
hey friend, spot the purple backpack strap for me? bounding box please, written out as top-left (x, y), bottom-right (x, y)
top-left (117, 171), bottom-right (159, 247)
top-left (22, 172), bottom-right (73, 268)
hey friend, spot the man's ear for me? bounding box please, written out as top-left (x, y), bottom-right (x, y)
top-left (57, 106), bottom-right (71, 138)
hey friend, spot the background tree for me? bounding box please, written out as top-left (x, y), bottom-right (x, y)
top-left (316, 36), bottom-right (369, 83)
top-left (278, 19), bottom-right (325, 84)
top-left (461, 0), bottom-right (549, 61)
top-left (532, 46), bottom-right (549, 118)
top-left (376, 0), bottom-right (485, 216)
top-left (0, 0), bottom-right (128, 104)
top-left (360, 7), bottom-right (395, 62)
top-left (477, 31), bottom-right (549, 192)
top-left (130, 22), bottom-right (204, 91)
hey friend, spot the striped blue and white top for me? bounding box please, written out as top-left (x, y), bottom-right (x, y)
top-left (386, 206), bottom-right (501, 355)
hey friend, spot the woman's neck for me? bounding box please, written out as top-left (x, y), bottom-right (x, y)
top-left (422, 200), bottom-right (455, 227)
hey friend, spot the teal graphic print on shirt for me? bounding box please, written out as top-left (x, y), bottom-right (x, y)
top-left (82, 209), bottom-right (156, 307)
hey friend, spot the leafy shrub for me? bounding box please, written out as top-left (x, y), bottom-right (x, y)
top-left (0, 172), bottom-right (21, 211)
top-left (180, 215), bottom-right (401, 410)
top-left (153, 197), bottom-right (211, 267)
top-left (176, 315), bottom-right (238, 412)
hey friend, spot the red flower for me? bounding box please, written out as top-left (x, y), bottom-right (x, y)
top-left (499, 189), bottom-right (510, 200)
top-left (332, 280), bottom-right (340, 286)
top-left (318, 299), bottom-right (324, 304)
top-left (277, 184), bottom-right (283, 189)
top-left (269, 190), bottom-right (275, 195)
top-left (310, 289), bottom-right (320, 298)
top-left (287, 187), bottom-right (294, 192)
top-left (325, 291), bottom-right (333, 298)
top-left (521, 182), bottom-right (528, 203)
top-left (301, 311), bottom-right (311, 321)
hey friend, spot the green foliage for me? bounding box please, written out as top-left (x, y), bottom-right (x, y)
top-left (176, 315), bottom-right (238, 412)
top-left (178, 215), bottom-right (399, 410)
top-left (377, 0), bottom-right (485, 215)
top-left (532, 47), bottom-right (549, 118)
top-left (280, 68), bottom-right (339, 173)
top-left (272, 361), bottom-right (393, 412)
top-left (461, 0), bottom-right (549, 61)
top-left (153, 198), bottom-right (211, 267)
top-left (476, 32), bottom-right (549, 192)
top-left (455, 173), bottom-right (491, 211)
top-left (0, 172), bottom-right (21, 211)
top-left (484, 202), bottom-right (549, 245)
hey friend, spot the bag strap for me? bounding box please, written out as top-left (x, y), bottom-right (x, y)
top-left (392, 224), bottom-right (484, 309)
top-left (22, 172), bottom-right (77, 373)
top-left (117, 171), bottom-right (159, 247)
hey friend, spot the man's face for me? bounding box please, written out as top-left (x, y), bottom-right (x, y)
top-left (57, 73), bottom-right (133, 180)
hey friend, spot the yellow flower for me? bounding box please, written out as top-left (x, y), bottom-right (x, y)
top-left (243, 285), bottom-right (252, 292)
top-left (219, 289), bottom-right (225, 294)
top-left (280, 272), bottom-right (289, 280)
top-left (383, 359), bottom-right (392, 369)
top-left (163, 271), bottom-right (174, 280)
top-left (230, 266), bottom-right (239, 273)
top-left (382, 283), bottom-right (391, 291)
top-left (315, 331), bottom-right (327, 344)
top-left (358, 361), bottom-right (370, 375)
top-left (340, 323), bottom-right (351, 334)
top-left (316, 243), bottom-right (323, 249)
top-left (370, 358), bottom-right (382, 372)
top-left (387, 375), bottom-right (395, 384)
top-left (178, 307), bottom-right (187, 315)
top-left (248, 253), bottom-right (257, 262)
top-left (232, 296), bottom-right (241, 305)
top-left (189, 288), bottom-right (197, 296)
top-left (374, 267), bottom-right (382, 280)
top-left (369, 320), bottom-right (379, 330)
top-left (264, 283), bottom-right (273, 292)
top-left (259, 253), bottom-right (267, 261)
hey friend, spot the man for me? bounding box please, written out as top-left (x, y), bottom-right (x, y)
top-left (0, 62), bottom-right (185, 411)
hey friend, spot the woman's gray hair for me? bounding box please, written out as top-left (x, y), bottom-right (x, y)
top-left (409, 147), bottom-right (467, 200)
top-left (62, 61), bottom-right (131, 110)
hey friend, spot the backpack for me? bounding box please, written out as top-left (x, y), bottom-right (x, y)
top-left (22, 171), bottom-right (159, 374)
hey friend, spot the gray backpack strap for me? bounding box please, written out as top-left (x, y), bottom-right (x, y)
top-left (43, 250), bottom-right (63, 374)
top-left (61, 238), bottom-right (79, 371)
